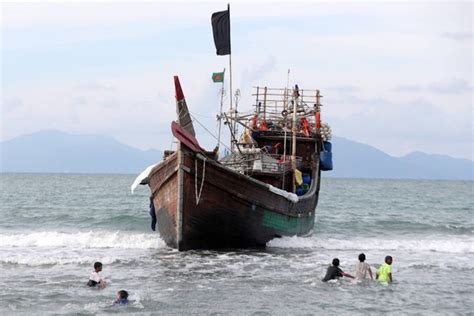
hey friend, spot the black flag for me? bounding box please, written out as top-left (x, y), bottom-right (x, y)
top-left (211, 7), bottom-right (231, 55)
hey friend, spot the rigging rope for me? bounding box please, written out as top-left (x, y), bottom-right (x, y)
top-left (195, 155), bottom-right (207, 205)
top-left (189, 113), bottom-right (232, 152)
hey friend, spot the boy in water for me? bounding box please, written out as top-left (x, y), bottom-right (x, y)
top-left (322, 258), bottom-right (355, 282)
top-left (114, 290), bottom-right (129, 306)
top-left (87, 262), bottom-right (107, 289)
top-left (376, 255), bottom-right (393, 284)
top-left (355, 253), bottom-right (373, 280)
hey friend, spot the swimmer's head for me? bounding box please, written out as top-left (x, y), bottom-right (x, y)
top-left (117, 290), bottom-right (129, 300)
top-left (94, 262), bottom-right (102, 272)
top-left (385, 256), bottom-right (393, 265)
top-left (358, 253), bottom-right (366, 262)
top-left (332, 258), bottom-right (340, 267)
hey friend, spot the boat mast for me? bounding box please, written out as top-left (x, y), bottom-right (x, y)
top-left (284, 69), bottom-right (290, 112)
top-left (227, 3), bottom-right (235, 151)
top-left (291, 86), bottom-right (298, 192)
top-left (217, 68), bottom-right (226, 151)
top-left (263, 87), bottom-right (267, 122)
top-left (211, 4), bottom-right (234, 152)
top-left (282, 69), bottom-right (290, 190)
top-left (233, 89), bottom-right (240, 142)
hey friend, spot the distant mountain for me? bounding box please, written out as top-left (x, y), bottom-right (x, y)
top-left (0, 131), bottom-right (472, 180)
top-left (0, 130), bottom-right (162, 174)
top-left (327, 136), bottom-right (473, 180)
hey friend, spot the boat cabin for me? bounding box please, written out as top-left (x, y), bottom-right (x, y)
top-left (220, 86), bottom-right (325, 195)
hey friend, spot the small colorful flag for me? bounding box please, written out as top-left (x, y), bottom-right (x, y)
top-left (212, 72), bottom-right (224, 83)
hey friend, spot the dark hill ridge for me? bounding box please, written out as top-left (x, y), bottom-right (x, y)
top-left (329, 137), bottom-right (473, 180)
top-left (0, 131), bottom-right (472, 180)
top-left (0, 130), bottom-right (162, 174)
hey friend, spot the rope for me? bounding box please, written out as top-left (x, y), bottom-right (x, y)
top-left (189, 113), bottom-right (232, 152)
top-left (195, 155), bottom-right (207, 205)
top-left (189, 111), bottom-right (214, 119)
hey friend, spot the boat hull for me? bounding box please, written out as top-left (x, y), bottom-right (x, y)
top-left (148, 145), bottom-right (320, 250)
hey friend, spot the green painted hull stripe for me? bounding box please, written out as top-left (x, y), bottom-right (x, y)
top-left (263, 210), bottom-right (315, 235)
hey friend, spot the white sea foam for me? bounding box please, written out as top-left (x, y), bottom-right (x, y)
top-left (267, 235), bottom-right (474, 254)
top-left (0, 231), bottom-right (166, 249)
top-left (0, 231), bottom-right (167, 266)
top-left (1, 253), bottom-right (122, 266)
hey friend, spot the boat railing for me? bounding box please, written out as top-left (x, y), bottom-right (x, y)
top-left (252, 86), bottom-right (323, 118)
top-left (224, 86), bottom-right (324, 137)
top-left (220, 150), bottom-right (303, 175)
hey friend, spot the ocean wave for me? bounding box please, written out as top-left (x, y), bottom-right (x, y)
top-left (0, 254), bottom-right (123, 266)
top-left (267, 235), bottom-right (474, 254)
top-left (1, 213), bottom-right (149, 232)
top-left (372, 220), bottom-right (474, 234)
top-left (0, 231), bottom-right (166, 249)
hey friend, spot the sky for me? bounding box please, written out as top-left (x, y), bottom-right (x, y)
top-left (1, 1), bottom-right (473, 159)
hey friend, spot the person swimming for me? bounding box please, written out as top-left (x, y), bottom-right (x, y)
top-left (322, 258), bottom-right (355, 282)
top-left (355, 253), bottom-right (373, 280)
top-left (114, 290), bottom-right (129, 306)
top-left (376, 255), bottom-right (393, 284)
top-left (87, 262), bottom-right (107, 289)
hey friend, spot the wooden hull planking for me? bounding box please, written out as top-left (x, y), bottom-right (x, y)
top-left (148, 145), bottom-right (320, 250)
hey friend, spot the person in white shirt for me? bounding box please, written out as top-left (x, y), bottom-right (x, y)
top-left (87, 262), bottom-right (107, 288)
top-left (355, 253), bottom-right (373, 280)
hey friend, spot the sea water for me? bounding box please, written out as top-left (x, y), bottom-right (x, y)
top-left (0, 173), bottom-right (472, 315)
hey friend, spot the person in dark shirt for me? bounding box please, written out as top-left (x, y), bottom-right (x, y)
top-left (322, 258), bottom-right (355, 282)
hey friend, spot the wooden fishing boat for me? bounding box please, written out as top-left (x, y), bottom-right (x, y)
top-left (132, 6), bottom-right (333, 250)
top-left (139, 76), bottom-right (331, 250)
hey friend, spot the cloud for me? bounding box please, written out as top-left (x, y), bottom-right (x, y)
top-left (326, 85), bottom-right (360, 93)
top-left (392, 79), bottom-right (473, 94)
top-left (428, 78), bottom-right (473, 94)
top-left (393, 84), bottom-right (423, 92)
top-left (74, 83), bottom-right (116, 92)
top-left (1, 97), bottom-right (23, 113)
top-left (328, 96), bottom-right (472, 155)
top-left (443, 31), bottom-right (473, 41)
top-left (240, 56), bottom-right (277, 88)
top-left (71, 96), bottom-right (87, 107)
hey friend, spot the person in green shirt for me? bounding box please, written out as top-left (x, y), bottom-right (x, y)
top-left (376, 255), bottom-right (393, 284)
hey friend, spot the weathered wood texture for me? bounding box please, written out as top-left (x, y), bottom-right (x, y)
top-left (148, 153), bottom-right (179, 248)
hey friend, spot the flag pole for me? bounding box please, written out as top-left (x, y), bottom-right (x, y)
top-left (228, 3), bottom-right (234, 151)
top-left (217, 68), bottom-right (226, 152)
